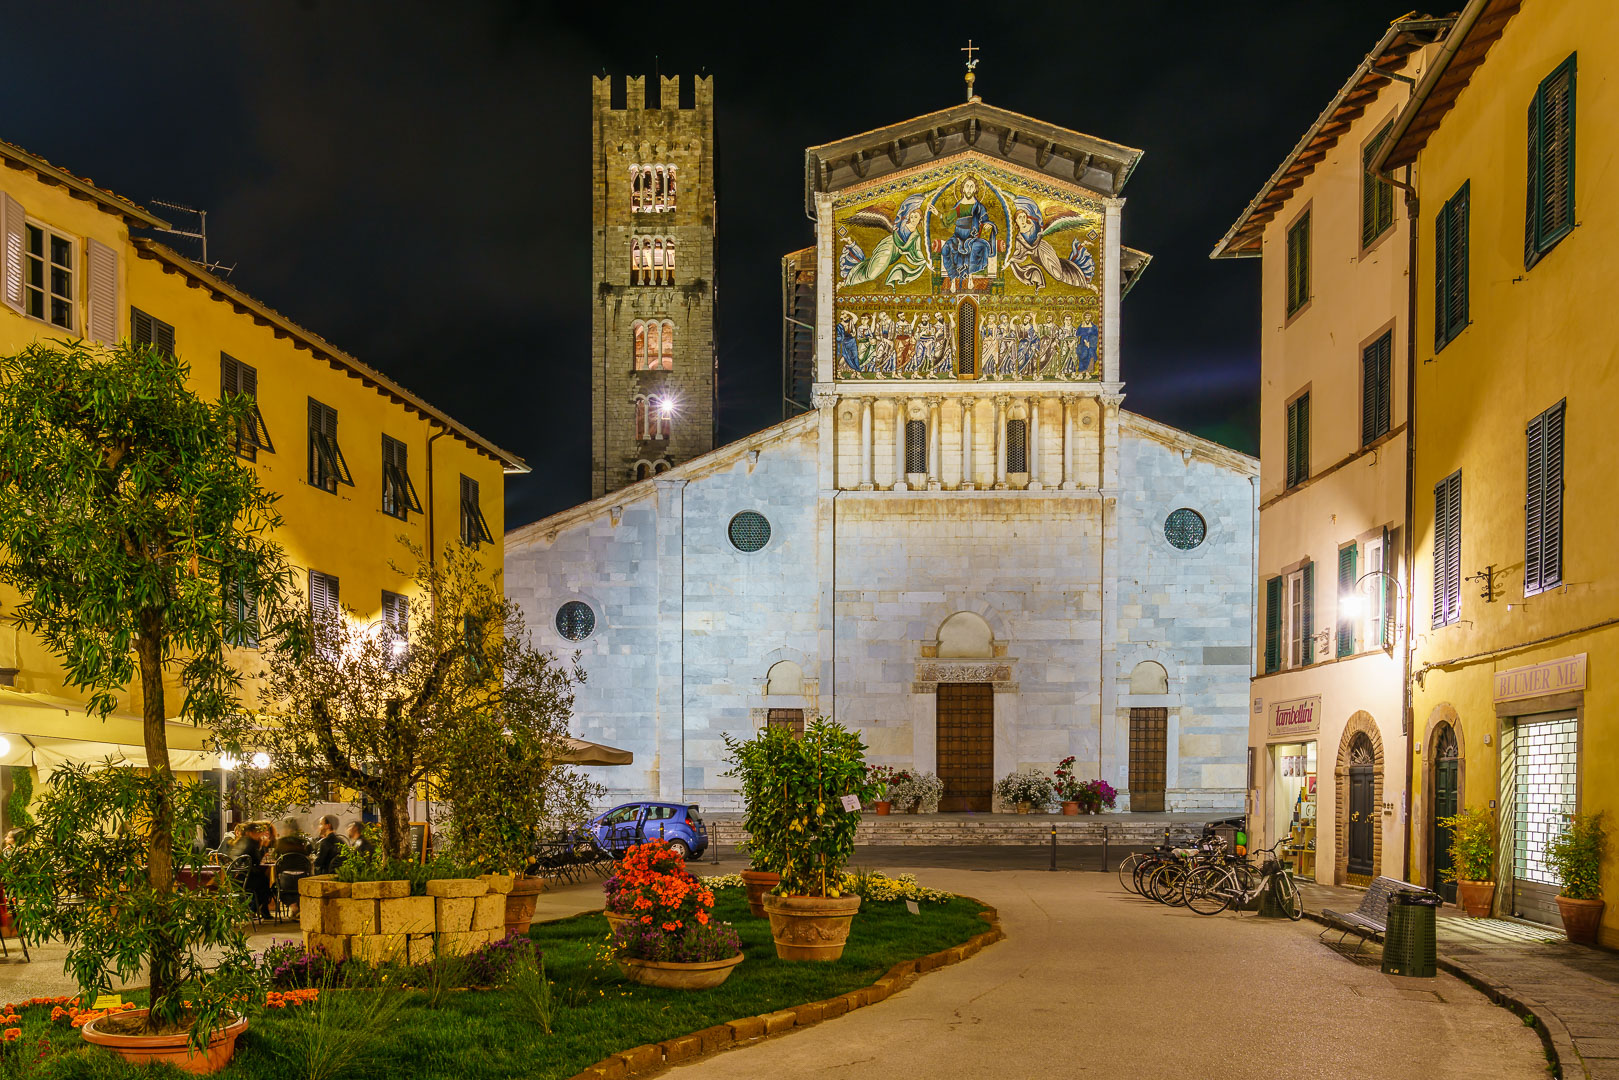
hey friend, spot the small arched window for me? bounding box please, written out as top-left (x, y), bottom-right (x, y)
top-left (905, 419), bottom-right (927, 475)
top-left (653, 165), bottom-right (666, 209)
top-left (654, 397), bottom-right (672, 439)
top-left (629, 165), bottom-right (641, 212)
top-left (664, 238), bottom-right (676, 283)
top-left (653, 459), bottom-right (670, 474)
top-left (956, 298), bottom-right (978, 376)
top-left (633, 320), bottom-right (647, 369)
top-left (634, 396), bottom-right (649, 441)
top-left (666, 165), bottom-right (677, 210)
top-left (660, 319), bottom-right (675, 370)
top-left (1007, 418), bottom-right (1028, 473)
top-left (635, 461), bottom-right (652, 481)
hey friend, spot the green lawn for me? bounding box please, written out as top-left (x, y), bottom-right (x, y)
top-left (14, 890), bottom-right (989, 1079)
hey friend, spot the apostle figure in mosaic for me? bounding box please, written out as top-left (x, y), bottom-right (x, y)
top-left (836, 311), bottom-right (861, 374)
top-left (933, 176), bottom-right (1002, 293)
top-left (839, 195), bottom-right (931, 288)
top-left (1076, 313), bottom-right (1100, 377)
top-left (1008, 197), bottom-right (1097, 292)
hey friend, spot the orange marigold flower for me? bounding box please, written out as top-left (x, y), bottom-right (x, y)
top-left (696, 911), bottom-right (709, 925)
top-left (3, 1028), bottom-right (18, 1042)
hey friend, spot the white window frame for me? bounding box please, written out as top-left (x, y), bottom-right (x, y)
top-left (24, 220), bottom-right (76, 332)
top-left (1361, 536), bottom-right (1386, 649)
top-left (1285, 568), bottom-right (1306, 670)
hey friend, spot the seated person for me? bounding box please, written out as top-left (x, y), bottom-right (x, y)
top-left (275, 817), bottom-right (312, 857)
top-left (346, 822), bottom-right (375, 858)
top-left (242, 825), bottom-right (273, 919)
top-left (312, 814), bottom-right (346, 875)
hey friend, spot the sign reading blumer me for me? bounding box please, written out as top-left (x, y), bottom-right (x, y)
top-left (1492, 653), bottom-right (1587, 703)
top-left (1267, 695), bottom-right (1321, 739)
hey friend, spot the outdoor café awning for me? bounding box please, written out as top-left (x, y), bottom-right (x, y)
top-left (0, 686), bottom-right (216, 776)
top-left (558, 737), bottom-right (633, 766)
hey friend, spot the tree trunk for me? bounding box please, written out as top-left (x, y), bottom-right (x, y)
top-left (379, 794), bottom-right (410, 861)
top-left (136, 613), bottom-right (177, 1030)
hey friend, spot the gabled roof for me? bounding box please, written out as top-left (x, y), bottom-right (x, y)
top-left (1120, 247), bottom-right (1152, 299)
top-left (0, 139), bottom-right (171, 230)
top-left (135, 240), bottom-right (529, 473)
top-left (805, 100), bottom-right (1143, 217)
top-left (1210, 14), bottom-right (1453, 260)
top-left (1374, 0), bottom-right (1525, 174)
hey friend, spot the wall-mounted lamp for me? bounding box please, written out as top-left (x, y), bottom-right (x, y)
top-left (1465, 564), bottom-right (1502, 603)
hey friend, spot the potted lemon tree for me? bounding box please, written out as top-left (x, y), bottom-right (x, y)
top-left (1436, 806), bottom-right (1496, 917)
top-left (747, 717), bottom-right (880, 961)
top-left (722, 726), bottom-right (793, 918)
top-left (1548, 811), bottom-right (1607, 946)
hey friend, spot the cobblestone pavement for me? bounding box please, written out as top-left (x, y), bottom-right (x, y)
top-left (670, 868), bottom-right (1546, 1080)
top-left (1303, 882), bottom-right (1619, 1080)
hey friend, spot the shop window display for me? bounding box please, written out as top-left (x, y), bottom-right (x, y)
top-left (1272, 741), bottom-right (1317, 881)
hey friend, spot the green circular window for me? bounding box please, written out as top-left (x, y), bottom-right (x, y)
top-left (1164, 508), bottom-right (1207, 551)
top-left (556, 601), bottom-right (595, 641)
top-left (728, 510), bottom-right (771, 553)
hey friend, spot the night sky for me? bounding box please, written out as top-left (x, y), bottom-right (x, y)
top-left (7, 1), bottom-right (1421, 529)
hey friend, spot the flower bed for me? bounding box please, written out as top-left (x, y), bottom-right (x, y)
top-left (11, 888), bottom-right (992, 1079)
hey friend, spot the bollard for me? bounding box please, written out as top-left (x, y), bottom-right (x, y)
top-left (1101, 825), bottom-right (1109, 873)
top-left (1049, 823), bottom-right (1057, 871)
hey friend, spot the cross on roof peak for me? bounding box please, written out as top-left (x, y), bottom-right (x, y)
top-left (961, 39), bottom-right (981, 102)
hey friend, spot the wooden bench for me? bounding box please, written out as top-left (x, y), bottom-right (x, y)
top-left (1319, 875), bottom-right (1429, 949)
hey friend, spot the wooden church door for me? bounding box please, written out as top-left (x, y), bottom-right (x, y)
top-left (937, 683), bottom-right (993, 811)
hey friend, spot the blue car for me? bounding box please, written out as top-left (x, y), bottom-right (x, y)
top-left (586, 801), bottom-right (709, 859)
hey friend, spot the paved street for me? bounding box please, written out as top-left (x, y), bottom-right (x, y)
top-left (672, 867), bottom-right (1548, 1080)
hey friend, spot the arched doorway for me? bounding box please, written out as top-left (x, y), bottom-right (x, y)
top-left (1430, 723), bottom-right (1460, 902)
top-left (1127, 661), bottom-right (1169, 812)
top-left (1347, 733), bottom-right (1375, 878)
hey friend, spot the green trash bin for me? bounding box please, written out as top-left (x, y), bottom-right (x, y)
top-left (1382, 889), bottom-right (1440, 977)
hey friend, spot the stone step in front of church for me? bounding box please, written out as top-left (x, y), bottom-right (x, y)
top-left (703, 811), bottom-right (1244, 848)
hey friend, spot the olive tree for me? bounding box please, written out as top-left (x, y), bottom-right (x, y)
top-left (0, 340), bottom-right (293, 1032)
top-left (235, 544), bottom-right (598, 863)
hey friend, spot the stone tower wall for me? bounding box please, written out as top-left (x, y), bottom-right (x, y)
top-left (591, 74), bottom-right (717, 498)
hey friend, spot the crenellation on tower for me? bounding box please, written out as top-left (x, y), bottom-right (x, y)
top-left (591, 73), bottom-right (717, 498)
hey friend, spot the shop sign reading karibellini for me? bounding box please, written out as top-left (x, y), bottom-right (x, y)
top-left (1267, 695), bottom-right (1321, 739)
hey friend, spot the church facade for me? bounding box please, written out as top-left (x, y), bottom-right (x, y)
top-left (506, 82), bottom-right (1258, 813)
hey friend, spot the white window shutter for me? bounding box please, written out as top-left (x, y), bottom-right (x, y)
top-left (1, 194), bottom-right (24, 314)
top-left (86, 238), bottom-right (118, 343)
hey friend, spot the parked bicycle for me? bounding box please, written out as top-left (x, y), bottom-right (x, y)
top-left (1181, 835), bottom-right (1302, 919)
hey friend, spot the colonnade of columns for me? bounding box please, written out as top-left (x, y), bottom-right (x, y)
top-left (842, 393), bottom-right (1092, 491)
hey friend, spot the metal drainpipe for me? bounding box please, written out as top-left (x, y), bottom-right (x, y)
top-left (425, 428), bottom-right (448, 622)
top-left (1389, 163), bottom-right (1420, 884)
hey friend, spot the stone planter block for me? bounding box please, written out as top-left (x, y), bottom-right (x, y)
top-left (407, 934), bottom-right (436, 965)
top-left (378, 896), bottom-right (436, 936)
top-left (350, 880), bottom-right (411, 900)
top-left (425, 878), bottom-right (487, 898)
top-left (472, 894), bottom-right (506, 933)
top-left (305, 932), bottom-right (350, 961)
top-left (478, 873), bottom-right (516, 895)
top-left (353, 934), bottom-right (407, 965)
top-left (321, 897), bottom-right (377, 937)
top-left (435, 896), bottom-right (475, 933)
top-left (437, 929), bottom-right (490, 957)
top-left (298, 876), bottom-right (350, 899)
top-left (299, 903), bottom-right (323, 933)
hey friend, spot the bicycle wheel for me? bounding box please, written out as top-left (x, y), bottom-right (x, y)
top-left (1133, 858), bottom-right (1159, 896)
top-left (1228, 863), bottom-right (1262, 916)
top-left (1117, 852), bottom-right (1145, 894)
top-left (1183, 864), bottom-right (1234, 916)
top-left (1151, 862), bottom-right (1188, 906)
top-left (1272, 872), bottom-right (1304, 921)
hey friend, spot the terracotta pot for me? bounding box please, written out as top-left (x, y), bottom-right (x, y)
top-left (81, 1011), bottom-right (248, 1075)
top-left (1456, 879), bottom-right (1495, 918)
top-left (761, 892), bottom-right (862, 961)
top-left (1061, 801), bottom-right (1079, 815)
top-left (906, 804), bottom-right (919, 814)
top-left (605, 909), bottom-right (636, 932)
top-left (1557, 895), bottom-right (1605, 945)
top-left (740, 869), bottom-right (781, 919)
top-left (873, 801), bottom-right (892, 816)
top-left (504, 875), bottom-right (546, 937)
top-left (618, 952), bottom-right (744, 990)
top-left (1016, 802), bottom-right (1032, 814)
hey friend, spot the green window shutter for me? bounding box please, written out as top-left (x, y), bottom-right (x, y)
top-left (1285, 400), bottom-right (1299, 488)
top-left (1436, 184), bottom-right (1470, 349)
top-left (1264, 577), bottom-right (1283, 674)
top-left (1294, 393), bottom-right (1310, 486)
top-left (1337, 544), bottom-right (1358, 658)
top-left (1527, 400), bottom-right (1566, 594)
top-left (1529, 55), bottom-right (1576, 264)
top-left (1362, 123), bottom-right (1395, 249)
top-left (1361, 333), bottom-right (1392, 446)
top-left (1433, 471), bottom-right (1463, 626)
top-left (1300, 562), bottom-right (1315, 666)
top-left (1526, 410), bottom-right (1544, 593)
top-left (1435, 203), bottom-right (1449, 351)
top-left (1525, 92), bottom-right (1542, 269)
top-left (1286, 212), bottom-right (1310, 316)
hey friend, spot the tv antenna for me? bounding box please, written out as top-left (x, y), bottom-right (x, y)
top-left (149, 200), bottom-right (236, 278)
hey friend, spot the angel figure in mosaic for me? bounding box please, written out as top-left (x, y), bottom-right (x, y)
top-left (839, 194), bottom-right (931, 288)
top-left (1008, 197), bottom-right (1098, 291)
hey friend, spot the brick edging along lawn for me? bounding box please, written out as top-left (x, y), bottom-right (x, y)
top-left (566, 904), bottom-right (1005, 1080)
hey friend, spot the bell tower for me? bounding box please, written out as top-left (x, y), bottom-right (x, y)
top-left (591, 74), bottom-right (717, 498)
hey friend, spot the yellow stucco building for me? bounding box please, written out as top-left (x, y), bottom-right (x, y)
top-left (1374, 0), bottom-right (1617, 943)
top-left (0, 137), bottom-right (527, 825)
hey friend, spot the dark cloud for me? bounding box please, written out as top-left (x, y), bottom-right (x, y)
top-left (5, 1), bottom-right (1418, 527)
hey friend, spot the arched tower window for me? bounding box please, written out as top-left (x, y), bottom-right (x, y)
top-left (653, 396), bottom-right (672, 440)
top-left (653, 459), bottom-right (670, 474)
top-left (1007, 418), bottom-right (1028, 473)
top-left (633, 320), bottom-right (648, 369)
top-left (634, 396), bottom-right (649, 441)
top-left (653, 165), bottom-right (666, 210)
top-left (629, 165), bottom-right (641, 212)
top-left (652, 238), bottom-right (664, 283)
top-left (666, 165), bottom-right (677, 210)
top-left (660, 319), bottom-right (675, 370)
top-left (956, 297), bottom-right (978, 376)
top-left (664, 238), bottom-right (676, 283)
top-left (635, 461), bottom-right (652, 481)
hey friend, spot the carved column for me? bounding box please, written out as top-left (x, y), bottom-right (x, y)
top-left (858, 397), bottom-right (874, 490)
top-left (1061, 394), bottom-right (1078, 490)
top-left (926, 396), bottom-right (942, 490)
top-left (1028, 396), bottom-right (1042, 490)
top-left (892, 400), bottom-right (908, 491)
top-left (960, 396), bottom-right (975, 490)
top-left (993, 395), bottom-right (1009, 490)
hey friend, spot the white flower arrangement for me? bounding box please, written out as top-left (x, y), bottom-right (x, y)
top-left (995, 767), bottom-right (1055, 809)
top-left (889, 771), bottom-right (943, 813)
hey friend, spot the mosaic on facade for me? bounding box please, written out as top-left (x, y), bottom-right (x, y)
top-left (833, 157), bottom-right (1105, 381)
